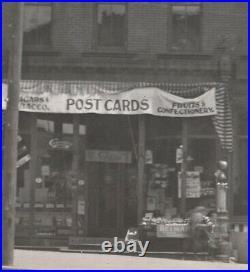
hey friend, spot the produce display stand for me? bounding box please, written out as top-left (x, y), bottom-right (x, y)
top-left (138, 218), bottom-right (191, 252)
top-left (139, 215), bottom-right (218, 254)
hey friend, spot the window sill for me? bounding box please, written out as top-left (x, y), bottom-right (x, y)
top-left (82, 51), bottom-right (136, 59)
top-left (23, 45), bottom-right (61, 57)
top-left (158, 51), bottom-right (212, 60)
top-left (93, 46), bottom-right (127, 54)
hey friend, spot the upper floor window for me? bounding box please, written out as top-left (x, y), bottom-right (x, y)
top-left (23, 2), bottom-right (52, 46)
top-left (171, 3), bottom-right (201, 51)
top-left (96, 3), bottom-right (126, 48)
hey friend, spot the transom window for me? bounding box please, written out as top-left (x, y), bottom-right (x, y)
top-left (96, 3), bottom-right (126, 48)
top-left (171, 3), bottom-right (201, 51)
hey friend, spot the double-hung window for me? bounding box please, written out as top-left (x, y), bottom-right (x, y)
top-left (96, 3), bottom-right (126, 49)
top-left (171, 3), bottom-right (201, 51)
top-left (23, 2), bottom-right (52, 46)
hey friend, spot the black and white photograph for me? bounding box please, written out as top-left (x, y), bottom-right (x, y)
top-left (2, 2), bottom-right (248, 270)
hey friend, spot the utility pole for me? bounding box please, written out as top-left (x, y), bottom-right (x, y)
top-left (2, 3), bottom-right (23, 266)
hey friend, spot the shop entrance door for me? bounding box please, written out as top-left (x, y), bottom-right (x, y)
top-left (87, 162), bottom-right (126, 237)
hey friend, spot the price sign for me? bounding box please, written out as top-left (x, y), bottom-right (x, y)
top-left (178, 171), bottom-right (201, 198)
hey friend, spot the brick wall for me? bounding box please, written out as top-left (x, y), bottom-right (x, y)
top-left (52, 3), bottom-right (93, 54)
top-left (50, 2), bottom-right (247, 55)
top-left (2, 3), bottom-right (247, 55)
top-left (128, 3), bottom-right (168, 53)
top-left (202, 2), bottom-right (248, 54)
top-left (2, 3), bottom-right (11, 51)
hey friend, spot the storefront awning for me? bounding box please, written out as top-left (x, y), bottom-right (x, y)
top-left (2, 80), bottom-right (233, 151)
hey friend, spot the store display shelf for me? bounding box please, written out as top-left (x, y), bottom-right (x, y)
top-left (16, 206), bottom-right (72, 212)
top-left (15, 234), bottom-right (72, 241)
top-left (16, 226), bottom-right (72, 239)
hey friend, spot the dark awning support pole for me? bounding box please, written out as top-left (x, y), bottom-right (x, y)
top-left (137, 115), bottom-right (146, 225)
top-left (180, 119), bottom-right (188, 217)
top-left (29, 114), bottom-right (38, 239)
top-left (72, 114), bottom-right (80, 236)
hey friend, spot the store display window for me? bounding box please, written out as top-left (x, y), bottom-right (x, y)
top-left (16, 114), bottom-right (87, 238)
top-left (144, 116), bottom-right (217, 220)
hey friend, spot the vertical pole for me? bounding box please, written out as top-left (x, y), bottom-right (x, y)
top-left (2, 3), bottom-right (23, 266)
top-left (180, 119), bottom-right (188, 217)
top-left (29, 114), bottom-right (38, 238)
top-left (226, 151), bottom-right (232, 214)
top-left (230, 106), bottom-right (238, 217)
top-left (72, 114), bottom-right (80, 236)
top-left (82, 126), bottom-right (88, 236)
top-left (215, 161), bottom-right (230, 259)
top-left (137, 115), bottom-right (145, 224)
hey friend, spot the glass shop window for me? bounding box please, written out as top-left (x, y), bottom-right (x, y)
top-left (188, 117), bottom-right (215, 136)
top-left (34, 115), bottom-right (86, 207)
top-left (96, 3), bottom-right (126, 48)
top-left (35, 117), bottom-right (74, 206)
top-left (171, 3), bottom-right (201, 51)
top-left (18, 112), bottom-right (31, 133)
top-left (146, 116), bottom-right (182, 140)
top-left (145, 116), bottom-right (217, 219)
top-left (189, 139), bottom-right (217, 192)
top-left (23, 2), bottom-right (52, 46)
top-left (87, 115), bottom-right (134, 150)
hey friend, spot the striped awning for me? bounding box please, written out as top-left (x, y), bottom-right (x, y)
top-left (4, 80), bottom-right (233, 151)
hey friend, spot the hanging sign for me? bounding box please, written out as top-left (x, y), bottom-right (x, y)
top-left (16, 154), bottom-right (31, 168)
top-left (49, 138), bottom-right (72, 150)
top-left (145, 150), bottom-right (153, 164)
top-left (85, 150), bottom-right (132, 164)
top-left (2, 84), bottom-right (217, 117)
top-left (176, 146), bottom-right (183, 164)
top-left (77, 200), bottom-right (85, 215)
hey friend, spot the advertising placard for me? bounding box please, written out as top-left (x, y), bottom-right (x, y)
top-left (178, 171), bottom-right (201, 198)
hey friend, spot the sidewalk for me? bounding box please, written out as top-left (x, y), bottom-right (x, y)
top-left (2, 250), bottom-right (248, 270)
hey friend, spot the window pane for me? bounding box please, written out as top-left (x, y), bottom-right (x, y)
top-left (189, 139), bottom-right (216, 181)
top-left (173, 5), bottom-right (200, 15)
top-left (37, 119), bottom-right (55, 133)
top-left (186, 6), bottom-right (200, 14)
top-left (23, 4), bottom-right (52, 45)
top-left (173, 6), bottom-right (187, 14)
top-left (97, 4), bottom-right (126, 47)
top-left (24, 6), bottom-right (51, 32)
top-left (19, 112), bottom-right (31, 133)
top-left (172, 4), bottom-right (201, 51)
top-left (189, 117), bottom-right (215, 135)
